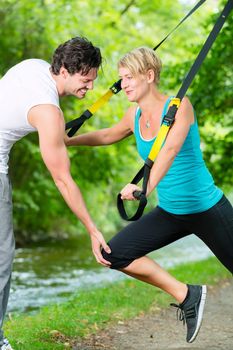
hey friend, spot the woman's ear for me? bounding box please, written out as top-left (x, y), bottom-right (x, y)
top-left (147, 69), bottom-right (155, 83)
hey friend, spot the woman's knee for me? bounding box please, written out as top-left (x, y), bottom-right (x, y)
top-left (101, 248), bottom-right (133, 270)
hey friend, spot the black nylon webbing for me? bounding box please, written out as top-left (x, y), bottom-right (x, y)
top-left (176, 0), bottom-right (233, 100)
top-left (153, 0), bottom-right (206, 51)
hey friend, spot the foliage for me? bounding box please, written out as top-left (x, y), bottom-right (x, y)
top-left (0, 0), bottom-right (232, 241)
top-left (190, 1), bottom-right (233, 192)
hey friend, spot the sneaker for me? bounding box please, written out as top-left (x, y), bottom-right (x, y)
top-left (171, 284), bottom-right (207, 343)
top-left (0, 338), bottom-right (13, 350)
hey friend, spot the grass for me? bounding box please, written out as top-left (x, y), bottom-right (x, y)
top-left (5, 257), bottom-right (232, 349)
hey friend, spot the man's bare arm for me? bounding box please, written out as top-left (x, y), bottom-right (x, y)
top-left (28, 104), bottom-right (111, 266)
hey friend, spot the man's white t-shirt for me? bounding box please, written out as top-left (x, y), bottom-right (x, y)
top-left (0, 59), bottom-right (60, 174)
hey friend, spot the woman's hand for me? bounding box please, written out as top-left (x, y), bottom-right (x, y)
top-left (120, 183), bottom-right (142, 201)
top-left (64, 132), bottom-right (72, 146)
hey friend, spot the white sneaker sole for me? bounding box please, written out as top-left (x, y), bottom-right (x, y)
top-left (188, 285), bottom-right (207, 343)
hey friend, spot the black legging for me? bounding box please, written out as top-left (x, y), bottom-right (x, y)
top-left (102, 195), bottom-right (233, 274)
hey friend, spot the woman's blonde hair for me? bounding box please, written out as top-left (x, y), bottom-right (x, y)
top-left (118, 47), bottom-right (162, 85)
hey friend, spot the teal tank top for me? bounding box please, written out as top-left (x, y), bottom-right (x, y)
top-left (134, 97), bottom-right (223, 214)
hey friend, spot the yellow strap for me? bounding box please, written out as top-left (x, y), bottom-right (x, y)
top-left (148, 97), bottom-right (181, 161)
top-left (89, 90), bottom-right (114, 114)
top-left (148, 124), bottom-right (170, 161)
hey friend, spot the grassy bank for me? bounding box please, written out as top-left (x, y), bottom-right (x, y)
top-left (5, 257), bottom-right (232, 350)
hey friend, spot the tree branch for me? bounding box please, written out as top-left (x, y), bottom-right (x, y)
top-left (120, 0), bottom-right (137, 16)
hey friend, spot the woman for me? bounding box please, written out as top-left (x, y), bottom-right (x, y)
top-left (66, 47), bottom-right (233, 343)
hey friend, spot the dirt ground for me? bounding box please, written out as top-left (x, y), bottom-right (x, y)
top-left (73, 278), bottom-right (233, 350)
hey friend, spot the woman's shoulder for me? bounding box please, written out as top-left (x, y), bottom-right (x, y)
top-left (180, 96), bottom-right (195, 119)
top-left (165, 95), bottom-right (193, 106)
top-left (127, 104), bottom-right (138, 114)
top-left (124, 105), bottom-right (139, 121)
top-left (121, 105), bottom-right (138, 132)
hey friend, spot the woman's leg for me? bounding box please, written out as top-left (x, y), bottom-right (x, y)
top-left (121, 256), bottom-right (187, 303)
top-left (192, 195), bottom-right (233, 274)
top-left (102, 206), bottom-right (206, 343)
top-left (103, 206), bottom-right (190, 302)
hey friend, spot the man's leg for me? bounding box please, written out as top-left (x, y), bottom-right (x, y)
top-left (0, 174), bottom-right (15, 346)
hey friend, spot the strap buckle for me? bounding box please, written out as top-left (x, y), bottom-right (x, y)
top-left (110, 80), bottom-right (122, 94)
top-left (163, 98), bottom-right (181, 126)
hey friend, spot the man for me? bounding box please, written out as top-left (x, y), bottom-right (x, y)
top-left (0, 36), bottom-right (111, 350)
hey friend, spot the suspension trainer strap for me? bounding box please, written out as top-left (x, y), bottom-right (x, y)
top-left (66, 80), bottom-right (122, 137)
top-left (66, 0), bottom-right (206, 136)
top-left (117, 0), bottom-right (233, 221)
top-left (153, 0), bottom-right (206, 51)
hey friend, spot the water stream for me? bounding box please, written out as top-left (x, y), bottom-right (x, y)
top-left (9, 234), bottom-right (213, 313)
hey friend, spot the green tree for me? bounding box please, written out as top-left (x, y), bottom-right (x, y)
top-left (190, 3), bottom-right (233, 192)
top-left (1, 0), bottom-right (230, 242)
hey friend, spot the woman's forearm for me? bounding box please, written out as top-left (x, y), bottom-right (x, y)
top-left (66, 129), bottom-right (110, 146)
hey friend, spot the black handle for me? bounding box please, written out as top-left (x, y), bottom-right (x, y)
top-left (133, 190), bottom-right (142, 200)
top-left (117, 192), bottom-right (147, 221)
top-left (117, 164), bottom-right (150, 221)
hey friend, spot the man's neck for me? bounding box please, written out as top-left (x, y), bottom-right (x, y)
top-left (49, 68), bottom-right (65, 96)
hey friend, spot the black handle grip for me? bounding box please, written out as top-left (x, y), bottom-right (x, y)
top-left (133, 190), bottom-right (143, 200)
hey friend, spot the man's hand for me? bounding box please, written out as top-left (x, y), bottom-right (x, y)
top-left (90, 228), bottom-right (112, 267)
top-left (120, 183), bottom-right (142, 201)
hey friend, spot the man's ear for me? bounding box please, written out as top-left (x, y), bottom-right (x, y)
top-left (59, 66), bottom-right (69, 79)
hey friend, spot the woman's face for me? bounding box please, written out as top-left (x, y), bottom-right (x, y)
top-left (118, 66), bottom-right (150, 103)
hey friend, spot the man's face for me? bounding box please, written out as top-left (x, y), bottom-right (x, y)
top-left (62, 68), bottom-right (98, 98)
